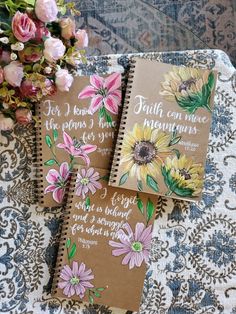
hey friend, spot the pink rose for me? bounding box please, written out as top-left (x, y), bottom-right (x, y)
top-left (15, 108), bottom-right (33, 125)
top-left (55, 69), bottom-right (74, 92)
top-left (75, 30), bottom-right (89, 49)
top-left (19, 46), bottom-right (42, 63)
top-left (34, 20), bottom-right (51, 42)
top-left (35, 0), bottom-right (58, 23)
top-left (59, 18), bottom-right (75, 40)
top-left (12, 11), bottom-right (36, 43)
top-left (4, 61), bottom-right (24, 87)
top-left (43, 37), bottom-right (66, 63)
top-left (0, 113), bottom-right (14, 131)
top-left (0, 67), bottom-right (4, 84)
top-left (20, 79), bottom-right (40, 100)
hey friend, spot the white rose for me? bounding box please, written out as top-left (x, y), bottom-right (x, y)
top-left (35, 0), bottom-right (58, 23)
top-left (43, 37), bottom-right (66, 63)
top-left (4, 61), bottom-right (24, 87)
top-left (0, 113), bottom-right (14, 131)
top-left (55, 68), bottom-right (74, 92)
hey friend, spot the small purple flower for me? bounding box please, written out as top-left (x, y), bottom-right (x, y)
top-left (58, 261), bottom-right (94, 298)
top-left (75, 167), bottom-right (102, 199)
top-left (109, 222), bottom-right (152, 269)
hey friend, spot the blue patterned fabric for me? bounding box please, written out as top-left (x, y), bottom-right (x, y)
top-left (0, 49), bottom-right (236, 314)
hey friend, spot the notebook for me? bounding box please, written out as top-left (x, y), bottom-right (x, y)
top-left (52, 164), bottom-right (156, 311)
top-left (35, 73), bottom-right (122, 207)
top-left (109, 57), bottom-right (217, 202)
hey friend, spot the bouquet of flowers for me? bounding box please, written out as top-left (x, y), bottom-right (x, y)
top-left (0, 0), bottom-right (88, 130)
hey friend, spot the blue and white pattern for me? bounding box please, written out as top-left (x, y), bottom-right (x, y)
top-left (1, 48), bottom-right (236, 313)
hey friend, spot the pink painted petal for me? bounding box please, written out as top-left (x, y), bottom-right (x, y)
top-left (44, 185), bottom-right (55, 194)
top-left (134, 222), bottom-right (145, 241)
top-left (123, 223), bottom-right (134, 238)
top-left (121, 252), bottom-right (132, 266)
top-left (60, 162), bottom-right (69, 179)
top-left (81, 281), bottom-right (94, 288)
top-left (87, 183), bottom-right (96, 194)
top-left (80, 274), bottom-right (94, 281)
top-left (86, 167), bottom-right (95, 177)
top-left (117, 229), bottom-right (132, 245)
top-left (81, 144), bottom-right (97, 154)
top-left (104, 73), bottom-right (121, 92)
top-left (53, 187), bottom-right (64, 203)
top-left (90, 180), bottom-right (102, 190)
top-left (77, 154), bottom-right (90, 166)
top-left (88, 95), bottom-right (103, 114)
top-left (135, 252), bottom-right (144, 267)
top-left (75, 185), bottom-right (82, 196)
top-left (63, 265), bottom-right (73, 277)
top-left (58, 281), bottom-right (68, 289)
top-left (139, 225), bottom-right (153, 243)
top-left (81, 169), bottom-right (86, 177)
top-left (63, 282), bottom-right (71, 296)
top-left (57, 143), bottom-right (66, 149)
top-left (129, 252), bottom-right (136, 269)
top-left (78, 262), bottom-right (86, 276)
top-left (112, 247), bottom-right (131, 256)
top-left (77, 283), bottom-right (86, 295)
top-left (81, 269), bottom-right (93, 278)
top-left (90, 74), bottom-right (104, 89)
top-left (63, 131), bottom-right (73, 146)
top-left (109, 240), bottom-right (128, 248)
top-left (78, 86), bottom-right (96, 99)
top-left (72, 261), bottom-right (79, 276)
top-left (46, 169), bottom-right (59, 184)
top-left (110, 90), bottom-right (122, 101)
top-left (69, 285), bottom-right (76, 297)
top-left (103, 95), bottom-right (119, 114)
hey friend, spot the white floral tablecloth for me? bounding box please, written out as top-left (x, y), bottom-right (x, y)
top-left (0, 49), bottom-right (236, 314)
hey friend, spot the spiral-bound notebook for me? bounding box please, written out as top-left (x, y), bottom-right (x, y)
top-left (35, 73), bottom-right (122, 207)
top-left (109, 57), bottom-right (217, 202)
top-left (52, 164), bottom-right (156, 311)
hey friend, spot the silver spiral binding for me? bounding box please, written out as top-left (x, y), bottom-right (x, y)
top-left (51, 170), bottom-right (77, 295)
top-left (109, 58), bottom-right (137, 185)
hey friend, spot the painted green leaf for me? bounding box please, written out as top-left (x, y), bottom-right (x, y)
top-left (53, 129), bottom-right (58, 142)
top-left (119, 172), bottom-right (129, 186)
top-left (208, 72), bottom-right (215, 90)
top-left (169, 136), bottom-right (181, 146)
top-left (172, 149), bottom-right (181, 159)
top-left (136, 194), bottom-right (144, 214)
top-left (94, 291), bottom-right (101, 298)
top-left (146, 198), bottom-right (155, 223)
top-left (89, 295), bottom-right (94, 304)
top-left (66, 238), bottom-right (71, 249)
top-left (85, 197), bottom-right (90, 210)
top-left (97, 287), bottom-right (105, 291)
top-left (44, 159), bottom-right (56, 166)
top-left (68, 243), bottom-right (76, 260)
top-left (146, 175), bottom-right (159, 192)
top-left (137, 179), bottom-right (143, 191)
top-left (100, 174), bottom-right (109, 182)
top-left (45, 135), bottom-right (52, 148)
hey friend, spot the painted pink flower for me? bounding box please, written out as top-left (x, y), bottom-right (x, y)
top-left (57, 131), bottom-right (96, 166)
top-left (75, 167), bottom-right (102, 199)
top-left (58, 261), bottom-right (94, 298)
top-left (78, 73), bottom-right (121, 115)
top-left (109, 222), bottom-right (152, 269)
top-left (44, 162), bottom-right (70, 203)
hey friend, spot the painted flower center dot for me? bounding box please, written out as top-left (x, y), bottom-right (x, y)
top-left (97, 88), bottom-right (107, 97)
top-left (133, 141), bottom-right (156, 165)
top-left (178, 78), bottom-right (196, 92)
top-left (70, 276), bottom-right (80, 285)
top-left (131, 241), bottom-right (143, 252)
top-left (80, 177), bottom-right (89, 185)
top-left (179, 168), bottom-right (191, 180)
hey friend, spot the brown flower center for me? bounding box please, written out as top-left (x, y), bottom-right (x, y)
top-left (178, 78), bottom-right (196, 92)
top-left (179, 168), bottom-right (191, 180)
top-left (133, 141), bottom-right (156, 165)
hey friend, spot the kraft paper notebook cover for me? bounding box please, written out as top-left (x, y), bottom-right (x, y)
top-left (109, 57), bottom-right (217, 202)
top-left (52, 164), bottom-right (156, 311)
top-left (35, 73), bottom-right (122, 207)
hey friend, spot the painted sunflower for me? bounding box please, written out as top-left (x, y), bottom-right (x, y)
top-left (120, 123), bottom-right (173, 183)
top-left (160, 67), bottom-right (215, 114)
top-left (162, 155), bottom-right (204, 198)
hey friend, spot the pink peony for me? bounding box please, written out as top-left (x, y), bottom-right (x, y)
top-left (20, 79), bottom-right (39, 99)
top-left (78, 73), bottom-right (121, 115)
top-left (4, 61), bottom-right (24, 87)
top-left (15, 108), bottom-right (33, 125)
top-left (34, 20), bottom-right (51, 42)
top-left (109, 222), bottom-right (152, 269)
top-left (60, 18), bottom-right (75, 40)
top-left (12, 11), bottom-right (36, 43)
top-left (75, 167), bottom-right (102, 199)
top-left (35, 0), bottom-right (58, 23)
top-left (0, 66), bottom-right (4, 84)
top-left (57, 131), bottom-right (96, 165)
top-left (75, 29), bottom-right (89, 49)
top-left (18, 46), bottom-right (42, 63)
top-left (44, 162), bottom-right (70, 203)
top-left (58, 261), bottom-right (94, 298)
top-left (43, 37), bottom-right (66, 63)
top-left (55, 68), bottom-right (74, 92)
top-left (0, 113), bottom-right (14, 131)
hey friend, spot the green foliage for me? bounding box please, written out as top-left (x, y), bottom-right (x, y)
top-left (146, 175), bottom-right (159, 192)
top-left (44, 159), bottom-right (56, 166)
top-left (136, 193), bottom-right (144, 214)
top-left (68, 243), bottom-right (76, 260)
top-left (146, 198), bottom-right (155, 223)
top-left (119, 172), bottom-right (129, 186)
top-left (45, 135), bottom-right (52, 148)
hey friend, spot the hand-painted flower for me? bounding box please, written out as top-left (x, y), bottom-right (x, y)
top-left (58, 261), bottom-right (94, 298)
top-left (109, 222), bottom-right (152, 269)
top-left (44, 162), bottom-right (70, 203)
top-left (78, 73), bottom-right (121, 115)
top-left (75, 167), bottom-right (102, 199)
top-left (12, 11), bottom-right (36, 43)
